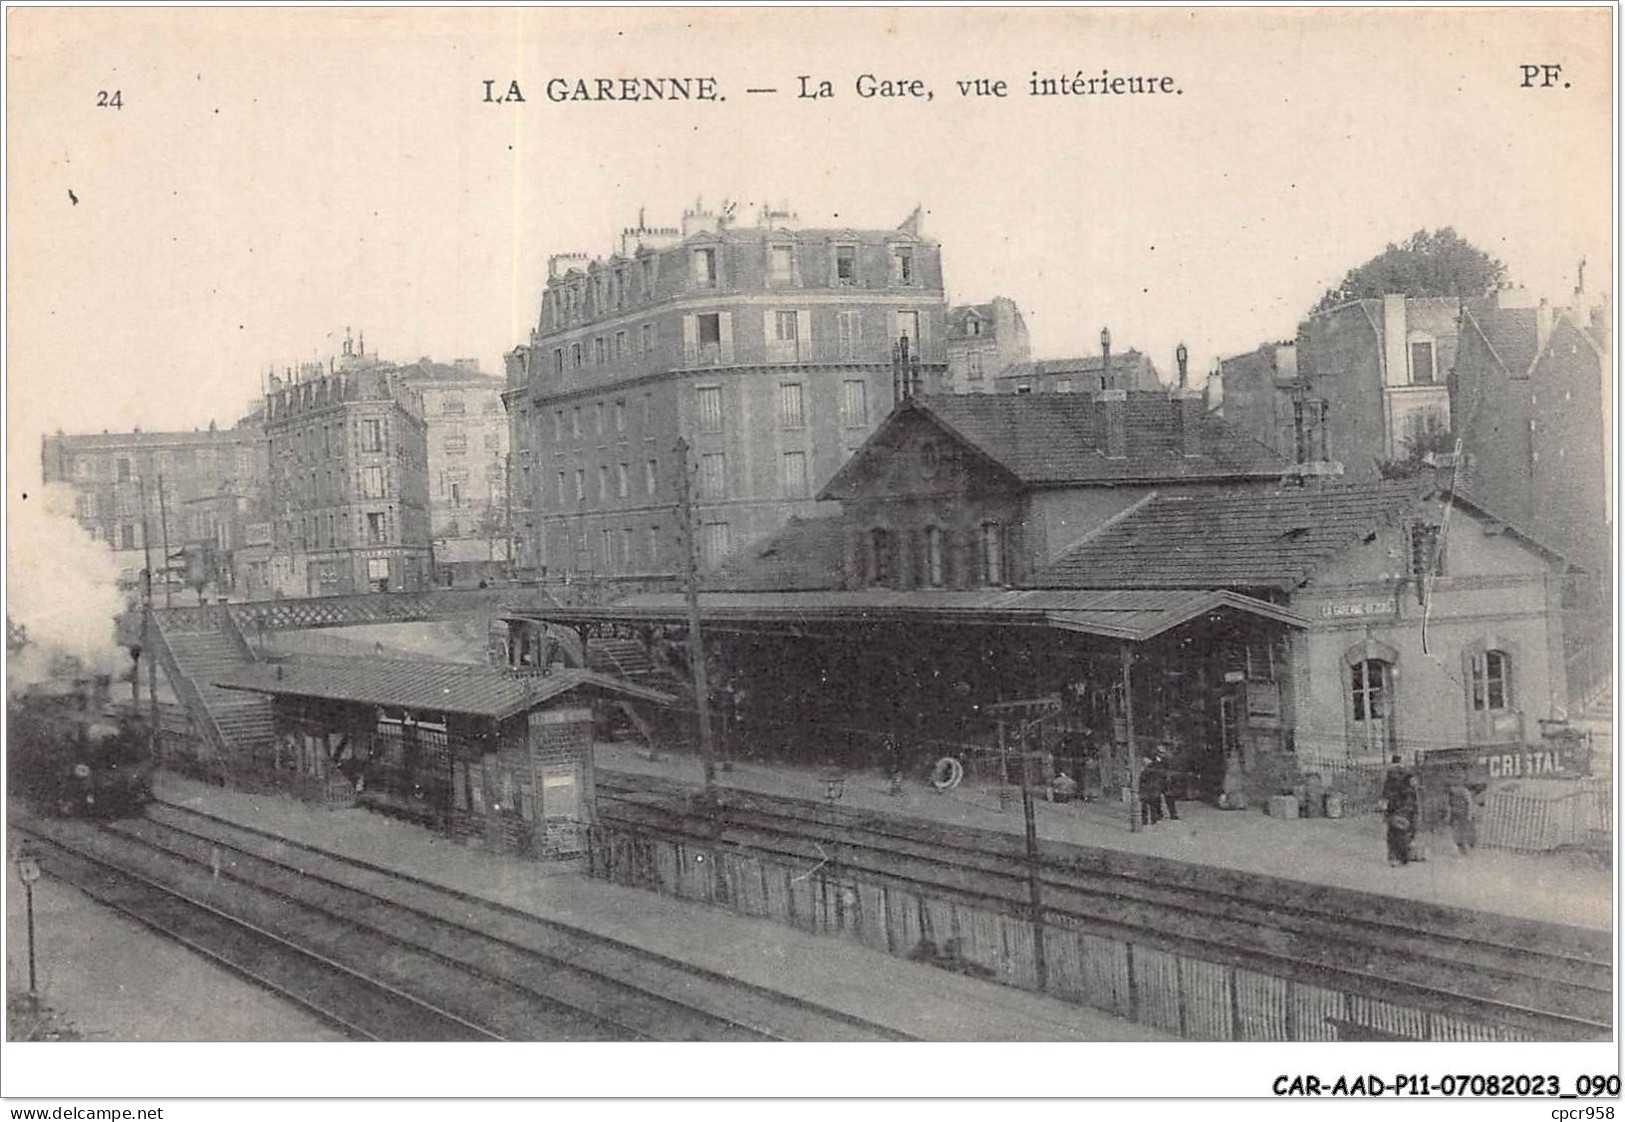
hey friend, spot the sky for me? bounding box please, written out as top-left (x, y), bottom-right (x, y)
top-left (6, 7), bottom-right (1613, 493)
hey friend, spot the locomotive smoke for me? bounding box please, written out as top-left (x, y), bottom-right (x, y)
top-left (8, 484), bottom-right (130, 691)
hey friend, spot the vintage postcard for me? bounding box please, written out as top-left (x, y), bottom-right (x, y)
top-left (2, 4), bottom-right (1616, 1112)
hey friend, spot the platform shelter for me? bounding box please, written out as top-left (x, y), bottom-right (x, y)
top-left (213, 656), bottom-right (671, 858)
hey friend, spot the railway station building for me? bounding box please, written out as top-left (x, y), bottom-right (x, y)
top-left (213, 656), bottom-right (671, 859)
top-left (504, 388), bottom-right (1578, 809)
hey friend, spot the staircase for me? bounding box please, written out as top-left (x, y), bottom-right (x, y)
top-left (587, 637), bottom-right (694, 752)
top-left (149, 606), bottom-right (273, 783)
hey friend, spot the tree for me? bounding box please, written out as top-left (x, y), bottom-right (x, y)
top-left (1312, 228), bottom-right (1507, 315)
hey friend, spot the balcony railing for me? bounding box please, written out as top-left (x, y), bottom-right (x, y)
top-left (681, 336), bottom-right (944, 369)
top-left (524, 335), bottom-right (946, 398)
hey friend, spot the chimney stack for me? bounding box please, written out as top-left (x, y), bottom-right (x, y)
top-left (1101, 389), bottom-right (1128, 459)
top-left (1172, 388), bottom-right (1203, 457)
top-left (1536, 298), bottom-right (1554, 350)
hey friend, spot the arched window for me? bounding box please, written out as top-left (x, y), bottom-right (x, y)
top-left (1344, 639), bottom-right (1399, 759)
top-left (1350, 658), bottom-right (1390, 722)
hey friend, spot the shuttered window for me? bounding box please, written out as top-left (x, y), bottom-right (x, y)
top-left (696, 386), bottom-right (724, 433)
top-left (780, 383), bottom-right (805, 429)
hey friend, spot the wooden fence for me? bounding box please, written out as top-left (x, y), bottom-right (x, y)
top-left (587, 822), bottom-right (1542, 1042)
top-left (1480, 778), bottom-right (1612, 853)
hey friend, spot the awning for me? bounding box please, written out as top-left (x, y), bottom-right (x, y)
top-left (508, 588), bottom-right (1309, 643)
top-left (213, 656), bottom-right (673, 719)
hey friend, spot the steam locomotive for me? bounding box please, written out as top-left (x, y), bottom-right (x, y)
top-left (8, 673), bottom-right (154, 818)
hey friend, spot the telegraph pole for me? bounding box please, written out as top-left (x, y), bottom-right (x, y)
top-left (1122, 641), bottom-right (1140, 833)
top-left (157, 474), bottom-right (174, 608)
top-left (674, 436), bottom-right (717, 792)
top-left (137, 477), bottom-right (162, 761)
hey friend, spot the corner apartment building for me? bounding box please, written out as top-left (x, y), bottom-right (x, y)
top-left (263, 338), bottom-right (431, 595)
top-left (41, 423), bottom-right (263, 595)
top-left (504, 204), bottom-right (949, 577)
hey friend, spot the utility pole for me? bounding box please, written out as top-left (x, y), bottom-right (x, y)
top-left (674, 436), bottom-right (717, 792)
top-left (137, 477), bottom-right (162, 762)
top-left (157, 474), bottom-right (173, 608)
top-left (1122, 641), bottom-right (1140, 833)
top-left (1016, 726), bottom-right (1048, 991)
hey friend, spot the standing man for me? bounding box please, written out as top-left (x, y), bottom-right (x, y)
top-left (1139, 754), bottom-right (1164, 826)
top-left (1382, 754), bottom-right (1419, 865)
top-left (1448, 781), bottom-right (1485, 856)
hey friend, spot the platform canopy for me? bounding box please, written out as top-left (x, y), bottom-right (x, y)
top-left (212, 656), bottom-right (672, 719)
top-left (514, 587), bottom-right (1309, 643)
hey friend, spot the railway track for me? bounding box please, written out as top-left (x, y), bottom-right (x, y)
top-left (594, 771), bottom-right (1613, 1041)
top-left (10, 822), bottom-right (498, 1042)
top-left (16, 801), bottom-right (909, 1042)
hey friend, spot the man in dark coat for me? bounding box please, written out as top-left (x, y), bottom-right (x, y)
top-left (1382, 754), bottom-right (1419, 865)
top-left (1139, 756), bottom-right (1164, 825)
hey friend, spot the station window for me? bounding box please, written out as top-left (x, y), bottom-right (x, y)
top-left (980, 522), bottom-right (1006, 586)
top-left (1470, 650), bottom-right (1512, 711)
top-left (925, 526), bottom-right (946, 588)
top-left (870, 528), bottom-right (897, 587)
top-left (1349, 658), bottom-right (1390, 722)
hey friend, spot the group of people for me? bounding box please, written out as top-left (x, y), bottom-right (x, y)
top-left (1382, 754), bottom-right (1488, 865)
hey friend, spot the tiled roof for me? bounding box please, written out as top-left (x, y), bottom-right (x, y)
top-left (1002, 351), bottom-right (1160, 380)
top-left (212, 656), bottom-right (672, 718)
top-left (520, 587), bottom-right (1310, 642)
top-left (897, 392), bottom-right (1286, 485)
top-left (707, 512), bottom-right (847, 592)
top-left (1460, 304), bottom-right (1540, 378)
top-left (1036, 480), bottom-right (1429, 591)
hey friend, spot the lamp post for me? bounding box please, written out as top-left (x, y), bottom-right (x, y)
top-left (1100, 326), bottom-right (1112, 390)
top-left (16, 848), bottom-right (41, 1005)
top-left (1176, 342), bottom-right (1189, 390)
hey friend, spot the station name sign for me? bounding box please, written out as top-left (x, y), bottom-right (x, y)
top-left (1319, 599), bottom-right (1398, 619)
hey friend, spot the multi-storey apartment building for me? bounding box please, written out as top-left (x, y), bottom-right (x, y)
top-left (1221, 294), bottom-right (1461, 476)
top-left (504, 204), bottom-right (949, 577)
top-left (262, 336), bottom-right (431, 595)
top-left (944, 297), bottom-right (1031, 392)
top-left (396, 358), bottom-right (511, 584)
top-left (41, 423), bottom-right (262, 595)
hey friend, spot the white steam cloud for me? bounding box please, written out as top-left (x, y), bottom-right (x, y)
top-left (8, 484), bottom-right (130, 690)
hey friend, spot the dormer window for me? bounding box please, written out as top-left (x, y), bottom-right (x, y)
top-left (967, 317), bottom-right (982, 336)
top-left (692, 248), bottom-right (717, 288)
top-left (891, 245), bottom-right (915, 285)
top-left (769, 244), bottom-right (794, 283)
top-left (1409, 335), bottom-right (1436, 384)
top-left (835, 244), bottom-right (858, 286)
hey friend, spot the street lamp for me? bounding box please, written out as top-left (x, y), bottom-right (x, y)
top-left (1176, 342), bottom-right (1189, 389)
top-left (1100, 327), bottom-right (1113, 390)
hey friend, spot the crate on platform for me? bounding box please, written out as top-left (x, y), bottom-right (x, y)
top-left (1266, 794), bottom-right (1299, 819)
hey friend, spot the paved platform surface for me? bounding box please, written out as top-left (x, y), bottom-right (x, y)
top-left (4, 839), bottom-right (345, 1042)
top-left (600, 743), bottom-right (1615, 932)
top-left (154, 774), bottom-right (1166, 1042)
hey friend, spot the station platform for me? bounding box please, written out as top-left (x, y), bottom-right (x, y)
top-left (151, 773), bottom-right (1168, 1042)
top-left (598, 742), bottom-right (1614, 932)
